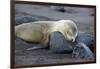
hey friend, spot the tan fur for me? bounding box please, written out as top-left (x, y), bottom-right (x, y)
top-left (15, 20), bottom-right (78, 47)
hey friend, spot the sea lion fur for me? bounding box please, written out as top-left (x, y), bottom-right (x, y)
top-left (15, 20), bottom-right (78, 49)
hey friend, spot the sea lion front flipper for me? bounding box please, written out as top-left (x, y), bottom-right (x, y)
top-left (26, 44), bottom-right (47, 51)
top-left (26, 46), bottom-right (43, 50)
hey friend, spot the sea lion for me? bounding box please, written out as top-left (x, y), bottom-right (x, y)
top-left (15, 20), bottom-right (78, 50)
top-left (49, 32), bottom-right (73, 53)
top-left (49, 32), bottom-right (94, 53)
top-left (75, 32), bottom-right (94, 52)
top-left (72, 42), bottom-right (94, 61)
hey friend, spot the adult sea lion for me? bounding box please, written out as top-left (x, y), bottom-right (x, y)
top-left (15, 20), bottom-right (78, 50)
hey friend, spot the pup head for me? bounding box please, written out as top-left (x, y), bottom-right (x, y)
top-left (72, 43), bottom-right (85, 58)
top-left (58, 20), bottom-right (78, 42)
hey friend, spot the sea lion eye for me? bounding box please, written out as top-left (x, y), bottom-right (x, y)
top-left (67, 30), bottom-right (72, 36)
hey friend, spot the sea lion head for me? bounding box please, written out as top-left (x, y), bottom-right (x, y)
top-left (58, 20), bottom-right (78, 42)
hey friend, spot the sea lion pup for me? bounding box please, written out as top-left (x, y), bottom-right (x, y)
top-left (49, 32), bottom-right (94, 53)
top-left (49, 32), bottom-right (73, 53)
top-left (15, 20), bottom-right (78, 50)
top-left (72, 43), bottom-right (94, 61)
top-left (75, 32), bottom-right (94, 52)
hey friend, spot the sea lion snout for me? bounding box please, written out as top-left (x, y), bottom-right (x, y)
top-left (72, 37), bottom-right (75, 42)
